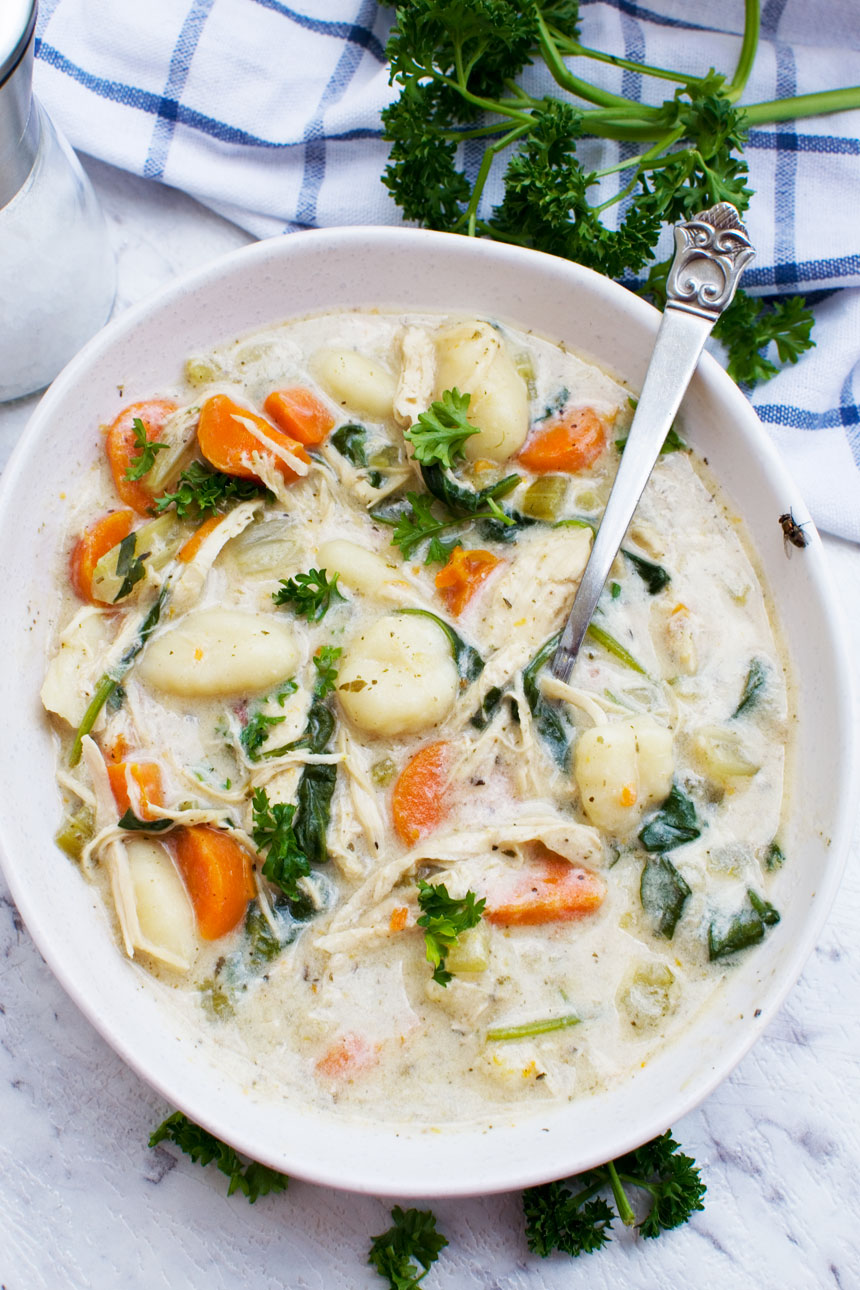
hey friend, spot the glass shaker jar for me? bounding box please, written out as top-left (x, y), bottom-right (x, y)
top-left (0, 0), bottom-right (115, 402)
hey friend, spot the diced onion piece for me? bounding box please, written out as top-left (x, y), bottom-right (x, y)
top-left (693, 725), bottom-right (761, 785)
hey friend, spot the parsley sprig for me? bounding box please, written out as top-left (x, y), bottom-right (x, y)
top-left (273, 567), bottom-right (346, 621)
top-left (374, 489), bottom-right (510, 560)
top-left (149, 1111), bottom-right (289, 1203)
top-left (124, 416), bottom-right (167, 481)
top-left (153, 459), bottom-right (268, 519)
top-left (251, 786), bottom-right (310, 902)
top-left (378, 0), bottom-right (860, 385)
top-left (239, 680), bottom-right (298, 762)
top-left (523, 1130), bottom-right (706, 1256)
top-left (416, 879), bottom-right (486, 986)
top-left (368, 1205), bottom-right (448, 1289)
top-left (404, 388), bottom-right (480, 468)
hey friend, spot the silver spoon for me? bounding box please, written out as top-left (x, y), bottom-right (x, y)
top-left (551, 202), bottom-right (755, 682)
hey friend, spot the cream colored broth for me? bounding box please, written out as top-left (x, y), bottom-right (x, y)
top-left (42, 309), bottom-right (790, 1125)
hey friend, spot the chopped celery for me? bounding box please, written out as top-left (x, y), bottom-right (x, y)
top-left (486, 1013), bottom-right (580, 1042)
top-left (586, 623), bottom-right (648, 675)
top-left (54, 805), bottom-right (95, 861)
top-left (521, 475), bottom-right (569, 521)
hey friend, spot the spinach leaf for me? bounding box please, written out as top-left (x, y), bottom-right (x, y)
top-left (331, 422), bottom-right (382, 487)
top-left (470, 685), bottom-right (504, 730)
top-left (522, 632), bottom-right (571, 769)
top-left (114, 532), bottom-right (149, 601)
top-left (733, 658), bottom-right (768, 717)
top-left (708, 889), bottom-right (780, 960)
top-left (293, 762), bottom-right (338, 867)
top-left (117, 808), bottom-right (174, 834)
top-left (638, 785), bottom-right (701, 852)
top-left (622, 548), bottom-right (671, 595)
top-left (420, 461), bottom-right (520, 518)
top-left (397, 607), bottom-right (484, 685)
top-left (640, 856), bottom-right (691, 938)
top-left (764, 840), bottom-right (785, 871)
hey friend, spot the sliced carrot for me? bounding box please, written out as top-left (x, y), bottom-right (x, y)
top-left (197, 394), bottom-right (312, 483)
top-left (389, 906), bottom-right (409, 933)
top-left (315, 1033), bottom-right (378, 1080)
top-left (263, 387), bottom-right (335, 447)
top-left (392, 741), bottom-right (449, 846)
top-left (107, 760), bottom-right (164, 821)
top-left (435, 548), bottom-right (500, 616)
top-left (518, 407), bottom-right (607, 474)
top-left (69, 509), bottom-right (134, 603)
top-left (172, 824), bottom-right (255, 941)
top-left (105, 399), bottom-right (178, 514)
top-left (105, 734), bottom-right (130, 764)
top-left (484, 852), bottom-right (606, 926)
top-left (177, 513), bottom-right (224, 563)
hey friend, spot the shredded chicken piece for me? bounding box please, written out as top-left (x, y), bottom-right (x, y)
top-left (394, 326), bottom-right (436, 429)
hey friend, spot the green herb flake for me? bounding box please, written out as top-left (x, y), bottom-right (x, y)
top-left (733, 657), bottom-right (768, 717)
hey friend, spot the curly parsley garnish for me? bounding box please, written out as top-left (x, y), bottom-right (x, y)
top-left (404, 388), bottom-right (480, 468)
top-left (368, 1205), bottom-right (448, 1289)
top-left (124, 416), bottom-right (167, 481)
top-left (273, 567), bottom-right (346, 621)
top-left (523, 1130), bottom-right (706, 1256)
top-left (153, 459), bottom-right (267, 519)
top-left (416, 880), bottom-right (486, 986)
top-left (149, 1111), bottom-right (288, 1203)
top-left (251, 786), bottom-right (311, 902)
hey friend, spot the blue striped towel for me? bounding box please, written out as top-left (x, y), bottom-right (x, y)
top-left (33, 0), bottom-right (860, 541)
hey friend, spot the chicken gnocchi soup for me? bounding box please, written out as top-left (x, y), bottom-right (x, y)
top-left (43, 310), bottom-right (790, 1123)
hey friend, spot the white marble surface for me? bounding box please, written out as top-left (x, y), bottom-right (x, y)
top-left (1, 156), bottom-right (859, 1290)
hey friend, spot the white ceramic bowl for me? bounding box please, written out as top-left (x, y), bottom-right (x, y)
top-left (0, 228), bottom-right (853, 1197)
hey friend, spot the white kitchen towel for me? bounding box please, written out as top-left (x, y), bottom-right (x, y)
top-left (32, 0), bottom-right (860, 540)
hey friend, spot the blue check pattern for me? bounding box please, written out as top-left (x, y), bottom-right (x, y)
top-left (32, 0), bottom-right (860, 540)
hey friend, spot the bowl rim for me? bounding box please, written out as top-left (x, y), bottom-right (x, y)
top-left (0, 225), bottom-right (855, 1197)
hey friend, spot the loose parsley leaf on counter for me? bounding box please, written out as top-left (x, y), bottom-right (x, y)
top-left (369, 1205), bottom-right (448, 1289)
top-left (273, 567), bottom-right (346, 621)
top-left (124, 416), bottom-right (167, 481)
top-left (404, 387), bottom-right (480, 468)
top-left (417, 880), bottom-right (486, 986)
top-left (523, 1130), bottom-right (706, 1257)
top-left (149, 1111), bottom-right (289, 1203)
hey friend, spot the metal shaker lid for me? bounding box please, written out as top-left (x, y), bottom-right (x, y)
top-left (0, 0), bottom-right (38, 208)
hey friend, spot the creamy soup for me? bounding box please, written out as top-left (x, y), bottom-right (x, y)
top-left (42, 311), bottom-right (790, 1124)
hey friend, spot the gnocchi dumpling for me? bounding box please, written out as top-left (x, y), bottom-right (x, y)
top-left (434, 320), bottom-right (529, 462)
top-left (138, 608), bottom-right (299, 697)
top-left (336, 612), bottom-right (458, 736)
top-left (311, 347), bottom-right (396, 420)
top-left (317, 539), bottom-right (405, 600)
top-left (574, 716), bottom-right (674, 836)
top-left (125, 837), bottom-right (197, 968)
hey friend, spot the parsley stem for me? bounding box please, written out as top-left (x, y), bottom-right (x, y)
top-left (552, 32), bottom-right (705, 88)
top-left (727, 0), bottom-right (761, 102)
top-left (742, 86), bottom-right (860, 124)
top-left (463, 123), bottom-right (531, 237)
top-left (592, 126), bottom-right (686, 181)
top-left (536, 11), bottom-right (657, 114)
top-left (606, 1160), bottom-right (637, 1226)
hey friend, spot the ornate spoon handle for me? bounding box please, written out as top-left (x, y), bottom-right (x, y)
top-left (550, 202), bottom-right (755, 682)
